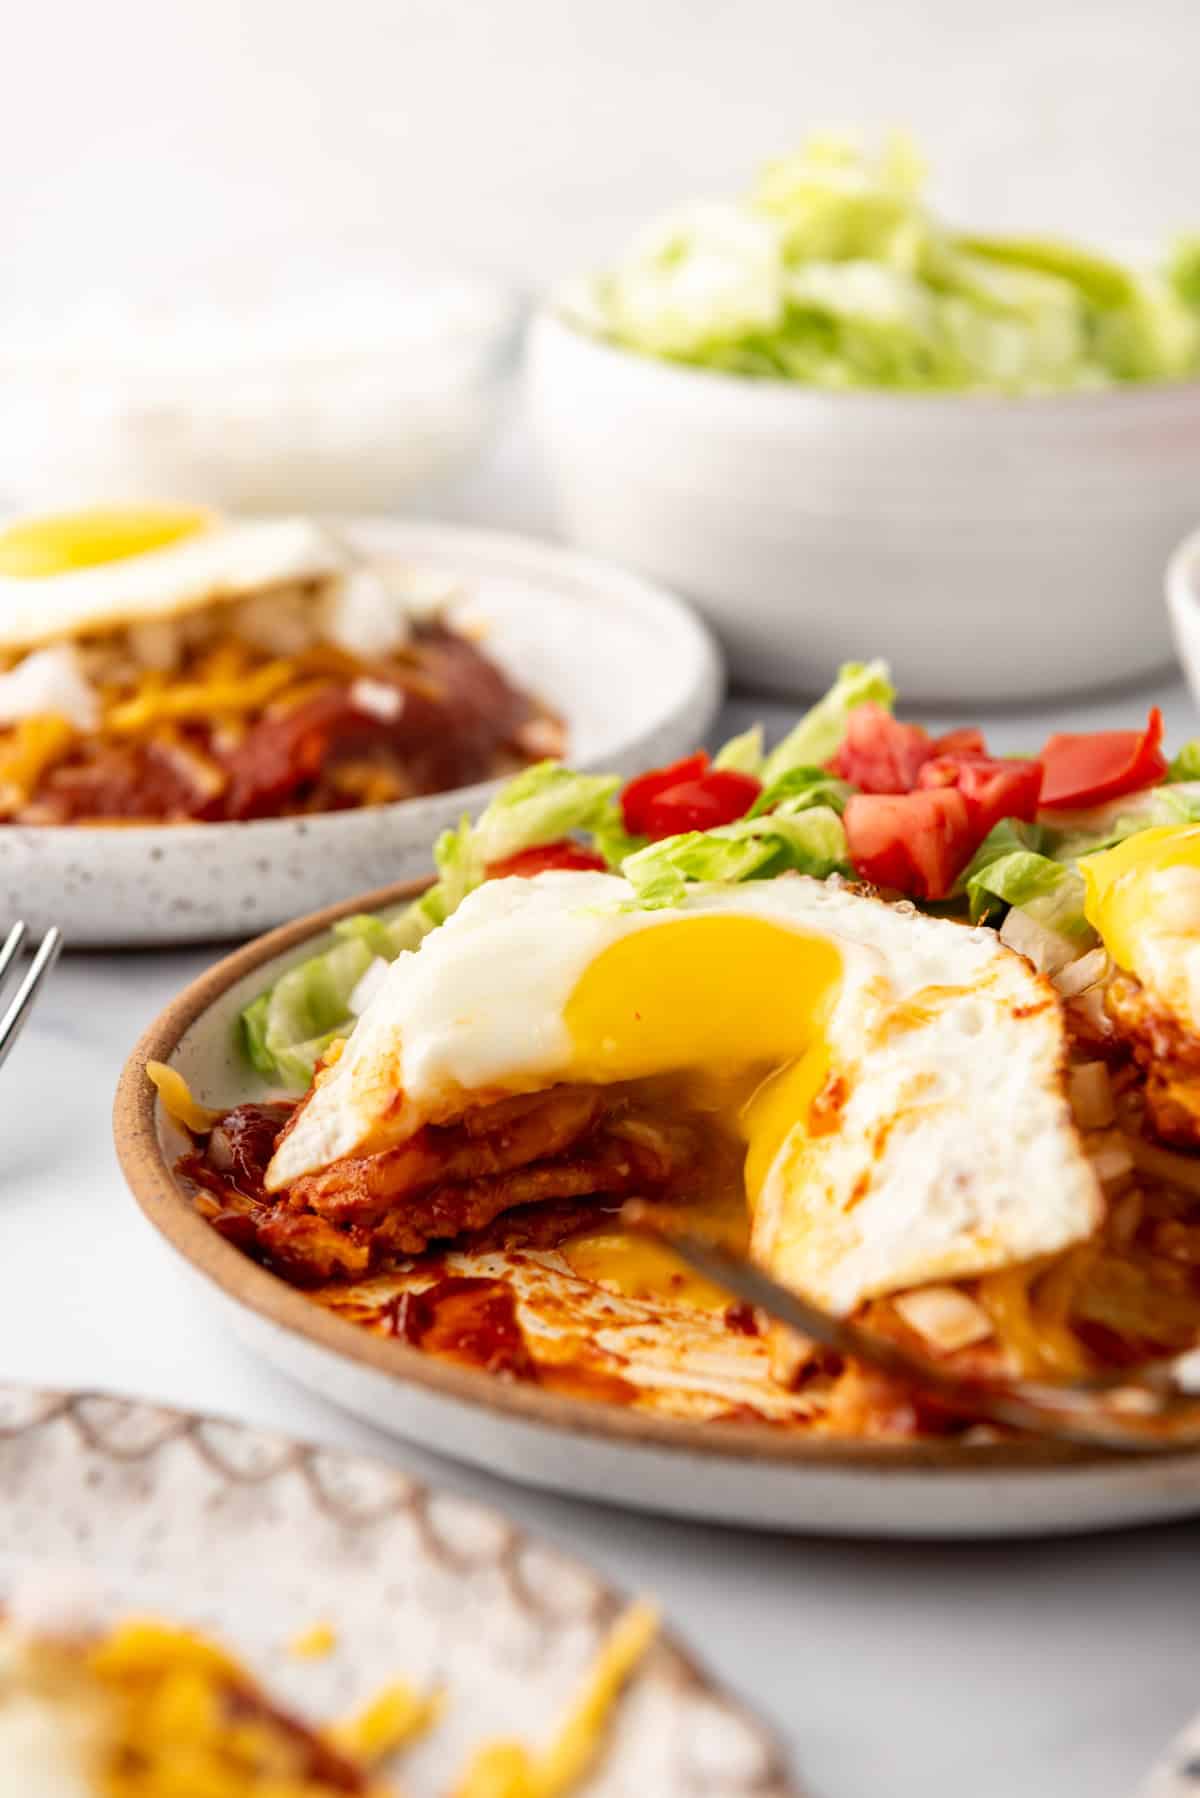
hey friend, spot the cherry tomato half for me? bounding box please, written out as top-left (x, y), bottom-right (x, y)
top-left (487, 840), bottom-right (608, 878)
top-left (620, 752), bottom-right (709, 836)
top-left (639, 769), bottom-right (762, 840)
top-left (1038, 708), bottom-right (1167, 810)
top-left (844, 789), bottom-right (974, 900)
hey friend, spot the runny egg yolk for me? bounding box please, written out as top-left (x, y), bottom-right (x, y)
top-left (0, 505), bottom-right (212, 579)
top-left (564, 912), bottom-right (842, 1214)
top-left (1082, 824), bottom-right (1200, 971)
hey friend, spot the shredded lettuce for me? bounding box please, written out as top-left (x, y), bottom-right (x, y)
top-left (711, 723), bottom-right (764, 775)
top-left (1169, 741), bottom-right (1200, 783)
top-left (470, 761), bottom-right (620, 864)
top-left (565, 133), bottom-right (1200, 393)
top-left (960, 820), bottom-right (1091, 940)
top-left (760, 659), bottom-right (894, 785)
top-left (239, 762), bottom-right (621, 1083)
top-left (1039, 781), bottom-right (1200, 863)
top-left (622, 808), bottom-right (849, 910)
top-left (240, 932), bottom-right (381, 1089)
top-left (749, 765), bottom-right (853, 819)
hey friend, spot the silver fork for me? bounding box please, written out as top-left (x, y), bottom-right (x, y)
top-left (621, 1201), bottom-right (1200, 1453)
top-left (0, 922), bottom-right (62, 1074)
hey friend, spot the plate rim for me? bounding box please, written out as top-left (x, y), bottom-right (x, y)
top-left (113, 880), bottom-right (1200, 1480)
top-left (2, 515), bottom-right (725, 848)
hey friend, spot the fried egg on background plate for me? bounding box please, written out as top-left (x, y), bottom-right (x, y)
top-left (0, 505), bottom-right (415, 727)
top-left (270, 871), bottom-right (1102, 1317)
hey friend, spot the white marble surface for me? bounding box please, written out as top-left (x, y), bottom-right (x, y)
top-left (4, 442), bottom-right (1200, 1798)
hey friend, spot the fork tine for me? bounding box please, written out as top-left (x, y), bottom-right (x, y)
top-left (0, 926), bottom-right (62, 1073)
top-left (620, 1200), bottom-right (1200, 1452)
top-left (0, 921), bottom-right (28, 1000)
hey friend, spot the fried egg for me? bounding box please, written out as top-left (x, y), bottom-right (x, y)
top-left (0, 506), bottom-right (340, 647)
top-left (268, 872), bottom-right (1101, 1314)
top-left (1083, 823), bottom-right (1200, 1036)
top-left (0, 504), bottom-right (415, 662)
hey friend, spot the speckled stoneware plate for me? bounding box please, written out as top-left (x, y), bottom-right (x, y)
top-left (115, 890), bottom-right (1200, 1540)
top-left (0, 519), bottom-right (722, 947)
top-left (0, 1383), bottom-right (794, 1795)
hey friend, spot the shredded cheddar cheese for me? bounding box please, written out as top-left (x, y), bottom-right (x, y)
top-left (1, 1599), bottom-right (660, 1798)
top-left (451, 1601), bottom-right (659, 1798)
top-left (977, 1267), bottom-right (1047, 1377)
top-left (83, 1618), bottom-right (380, 1797)
top-left (328, 1679), bottom-right (444, 1763)
top-left (105, 659), bottom-right (302, 733)
top-left (288, 1622), bottom-right (338, 1661)
top-left (146, 1061), bottom-right (222, 1135)
top-left (0, 712), bottom-right (75, 809)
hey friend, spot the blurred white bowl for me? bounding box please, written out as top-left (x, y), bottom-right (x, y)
top-left (0, 272), bottom-right (524, 516)
top-left (1166, 523), bottom-right (1200, 708)
top-left (529, 310), bottom-right (1200, 703)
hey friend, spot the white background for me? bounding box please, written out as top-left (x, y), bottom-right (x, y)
top-left (5, 0), bottom-right (1200, 308)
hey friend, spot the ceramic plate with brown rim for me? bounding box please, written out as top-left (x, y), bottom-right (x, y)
top-left (0, 1382), bottom-right (793, 1795)
top-left (115, 884), bottom-right (1200, 1539)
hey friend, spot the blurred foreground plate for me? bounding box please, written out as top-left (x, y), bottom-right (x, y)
top-left (0, 1383), bottom-right (793, 1796)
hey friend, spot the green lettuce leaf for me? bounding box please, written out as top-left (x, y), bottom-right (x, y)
top-left (1169, 741), bottom-right (1200, 782)
top-left (971, 854), bottom-right (1091, 940)
top-left (1040, 781), bottom-right (1200, 863)
top-left (470, 761), bottom-right (620, 865)
top-left (237, 762), bottom-right (625, 1081)
top-left (760, 659), bottom-right (894, 785)
top-left (622, 807), bottom-right (849, 909)
top-left (749, 765), bottom-right (854, 818)
top-left (711, 724), bottom-right (765, 775)
top-left (241, 933), bottom-right (380, 1089)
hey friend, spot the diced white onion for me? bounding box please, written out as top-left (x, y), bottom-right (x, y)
top-left (234, 587), bottom-right (321, 657)
top-left (1066, 987), bottom-right (1114, 1040)
top-left (349, 677), bottom-right (404, 722)
top-left (1053, 948), bottom-right (1111, 998)
top-left (126, 615), bottom-right (184, 672)
top-left (998, 907), bottom-right (1077, 975)
top-left (1088, 1134), bottom-right (1135, 1187)
top-left (1068, 1061), bottom-right (1116, 1129)
top-left (319, 566), bottom-right (412, 659)
top-left (0, 644), bottom-right (99, 731)
top-left (892, 1286), bottom-right (993, 1353)
top-left (348, 955), bottom-right (391, 1016)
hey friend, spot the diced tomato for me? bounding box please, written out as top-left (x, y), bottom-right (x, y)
top-left (1037, 707), bottom-right (1167, 810)
top-left (917, 755), bottom-right (1042, 843)
top-left (829, 703), bottom-right (934, 794)
top-left (931, 726), bottom-right (987, 759)
top-left (620, 751), bottom-right (709, 835)
top-left (640, 769), bottom-right (762, 840)
top-left (844, 789), bottom-right (974, 900)
top-left (487, 840), bottom-right (608, 878)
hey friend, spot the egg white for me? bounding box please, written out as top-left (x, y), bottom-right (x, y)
top-left (0, 515), bottom-right (347, 653)
top-left (268, 872), bottom-right (1101, 1314)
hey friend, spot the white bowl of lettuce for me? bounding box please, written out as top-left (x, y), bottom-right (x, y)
top-left (529, 136), bottom-right (1200, 704)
